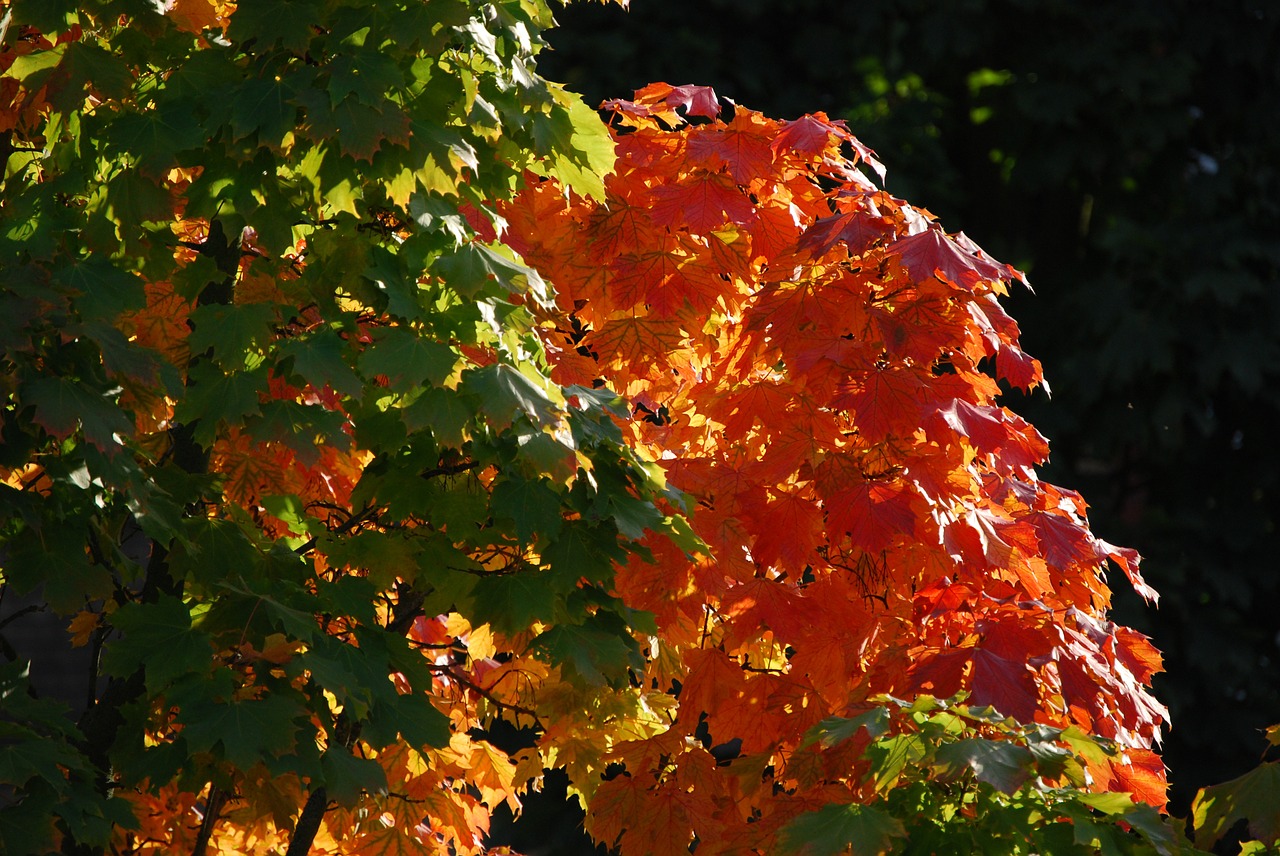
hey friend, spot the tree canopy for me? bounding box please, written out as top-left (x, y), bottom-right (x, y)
top-left (542, 0), bottom-right (1280, 812)
top-left (1, 1), bottom-right (1275, 855)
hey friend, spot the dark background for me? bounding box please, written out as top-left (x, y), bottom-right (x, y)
top-left (492, 0), bottom-right (1280, 849)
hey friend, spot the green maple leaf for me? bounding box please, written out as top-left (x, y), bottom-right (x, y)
top-left (182, 518), bottom-right (262, 589)
top-left (602, 485), bottom-right (665, 542)
top-left (8, 0), bottom-right (79, 34)
top-left (107, 102), bottom-right (205, 175)
top-left (3, 534), bottom-right (114, 615)
top-left (176, 692), bottom-right (307, 771)
top-left (277, 329), bottom-right (364, 398)
top-left (166, 47), bottom-right (240, 106)
top-left (531, 618), bottom-right (641, 687)
top-left (51, 42), bottom-right (132, 112)
top-left (931, 738), bottom-right (1035, 794)
top-left (778, 803), bottom-right (907, 856)
top-left (773, 803), bottom-right (906, 854)
top-left (402, 386), bottom-right (474, 446)
top-left (320, 746), bottom-right (388, 807)
top-left (471, 569), bottom-right (558, 635)
top-left (358, 327), bottom-right (458, 392)
top-left (319, 530), bottom-right (421, 590)
top-left (101, 597), bottom-right (214, 693)
top-left (188, 303), bottom-right (276, 366)
top-left (491, 474), bottom-right (564, 544)
top-left (408, 193), bottom-right (471, 245)
top-left (361, 690), bottom-right (452, 752)
top-left (52, 772), bottom-right (139, 846)
top-left (432, 242), bottom-right (550, 306)
top-left (804, 708), bottom-right (893, 750)
top-left (542, 520), bottom-right (626, 587)
top-left (301, 635), bottom-right (388, 720)
top-left (84, 321), bottom-right (175, 387)
top-left (865, 733), bottom-right (930, 794)
top-left (53, 257), bottom-right (145, 323)
top-left (363, 244), bottom-right (422, 320)
top-left (0, 663), bottom-right (82, 740)
top-left (174, 363), bottom-right (267, 446)
top-left (100, 169), bottom-right (172, 231)
top-left (229, 76), bottom-right (300, 146)
top-left (298, 89), bottom-right (409, 162)
top-left (418, 124), bottom-right (480, 174)
top-left (0, 791), bottom-right (60, 855)
top-left (226, 0), bottom-right (321, 53)
top-left (260, 494), bottom-right (326, 540)
top-left (529, 93), bottom-right (616, 200)
top-left (1193, 761), bottom-right (1280, 849)
top-left (327, 49), bottom-right (403, 107)
top-left (4, 44), bottom-right (65, 89)
top-left (247, 400), bottom-right (350, 464)
top-left (462, 363), bottom-right (562, 433)
top-left (0, 722), bottom-right (84, 788)
top-left (23, 377), bottom-right (132, 451)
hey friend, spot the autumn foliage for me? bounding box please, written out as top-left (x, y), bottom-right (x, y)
top-left (502, 82), bottom-right (1169, 851)
top-left (0, 2), bottom-right (1194, 855)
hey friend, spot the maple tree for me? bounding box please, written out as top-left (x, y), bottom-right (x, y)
top-left (1, 1), bottom-right (1275, 855)
top-left (1, 1), bottom-right (681, 853)
top-left (543, 1), bottom-right (1280, 816)
top-left (499, 82), bottom-right (1178, 854)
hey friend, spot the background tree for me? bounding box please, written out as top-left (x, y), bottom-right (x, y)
top-left (542, 0), bottom-right (1280, 814)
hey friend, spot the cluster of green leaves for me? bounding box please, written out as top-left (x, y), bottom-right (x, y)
top-left (779, 697), bottom-right (1278, 856)
top-left (1190, 726), bottom-right (1280, 853)
top-left (0, 661), bottom-right (136, 851)
top-left (0, 0), bottom-right (679, 852)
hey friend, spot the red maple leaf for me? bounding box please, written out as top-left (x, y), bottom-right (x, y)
top-left (908, 648), bottom-right (971, 699)
top-left (649, 169), bottom-right (754, 233)
top-left (798, 208), bottom-right (891, 257)
top-left (832, 362), bottom-right (929, 443)
top-left (1110, 748), bottom-right (1169, 810)
top-left (771, 112), bottom-right (851, 157)
top-left (1096, 538), bottom-right (1159, 604)
top-left (604, 82), bottom-right (722, 126)
top-left (889, 227), bottom-right (1025, 291)
top-left (969, 648), bottom-right (1039, 722)
top-left (686, 107), bottom-right (778, 183)
top-left (825, 478), bottom-right (918, 553)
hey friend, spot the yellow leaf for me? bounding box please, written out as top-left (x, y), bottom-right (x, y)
top-left (465, 623), bottom-right (496, 662)
top-left (67, 610), bottom-right (99, 647)
top-left (464, 737), bottom-right (519, 810)
top-left (163, 0), bottom-right (234, 34)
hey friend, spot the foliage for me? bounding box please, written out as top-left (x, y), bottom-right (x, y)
top-left (0, 0), bottom-right (673, 853)
top-left (541, 0), bottom-right (1280, 810)
top-left (1191, 725), bottom-right (1280, 853)
top-left (500, 81), bottom-right (1166, 853)
top-left (781, 695), bottom-right (1193, 856)
top-left (4, 1), bottom-right (1268, 855)
top-left (774, 707), bottom-right (1277, 856)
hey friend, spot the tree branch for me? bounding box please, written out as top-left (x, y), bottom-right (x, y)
top-left (191, 784), bottom-right (228, 856)
top-left (284, 787), bottom-right (329, 856)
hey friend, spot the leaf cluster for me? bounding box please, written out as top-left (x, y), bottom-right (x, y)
top-left (503, 82), bottom-right (1168, 853)
top-left (1, 0), bottom-right (670, 852)
top-left (780, 695), bottom-right (1197, 856)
